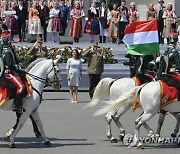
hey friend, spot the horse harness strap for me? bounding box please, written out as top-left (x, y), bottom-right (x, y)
top-left (32, 86), bottom-right (43, 104)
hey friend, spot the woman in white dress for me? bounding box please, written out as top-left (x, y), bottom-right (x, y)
top-left (66, 49), bottom-right (82, 103)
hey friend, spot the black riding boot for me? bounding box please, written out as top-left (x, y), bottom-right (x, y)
top-left (13, 94), bottom-right (23, 113)
top-left (103, 36), bottom-right (106, 43)
top-left (99, 36), bottom-right (102, 43)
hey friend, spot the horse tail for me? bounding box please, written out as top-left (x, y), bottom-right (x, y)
top-left (85, 78), bottom-right (116, 108)
top-left (94, 84), bottom-right (145, 116)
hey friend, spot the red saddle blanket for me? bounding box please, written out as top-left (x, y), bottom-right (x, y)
top-left (159, 80), bottom-right (178, 109)
top-left (0, 76), bottom-right (33, 106)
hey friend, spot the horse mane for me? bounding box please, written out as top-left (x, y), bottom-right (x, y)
top-left (28, 59), bottom-right (52, 74)
top-left (25, 58), bottom-right (47, 72)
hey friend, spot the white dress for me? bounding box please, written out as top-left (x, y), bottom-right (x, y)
top-left (66, 58), bottom-right (82, 86)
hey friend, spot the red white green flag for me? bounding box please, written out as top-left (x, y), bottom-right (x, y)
top-left (123, 19), bottom-right (160, 55)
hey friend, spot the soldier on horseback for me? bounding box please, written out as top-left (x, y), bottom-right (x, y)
top-left (0, 30), bottom-right (25, 113)
top-left (156, 34), bottom-right (180, 99)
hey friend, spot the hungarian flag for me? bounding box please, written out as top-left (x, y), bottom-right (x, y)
top-left (123, 20), bottom-right (160, 55)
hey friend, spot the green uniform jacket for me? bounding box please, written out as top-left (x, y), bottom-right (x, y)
top-left (82, 47), bottom-right (104, 75)
top-left (1, 45), bottom-right (18, 71)
top-left (157, 44), bottom-right (180, 79)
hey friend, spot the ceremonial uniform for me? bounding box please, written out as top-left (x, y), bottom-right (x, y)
top-left (157, 44), bottom-right (180, 79)
top-left (157, 40), bottom-right (180, 100)
top-left (0, 32), bottom-right (25, 112)
top-left (97, 4), bottom-right (110, 43)
top-left (82, 43), bottom-right (104, 98)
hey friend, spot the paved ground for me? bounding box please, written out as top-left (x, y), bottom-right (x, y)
top-left (0, 92), bottom-right (180, 154)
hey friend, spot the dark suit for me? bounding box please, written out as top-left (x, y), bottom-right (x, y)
top-left (38, 5), bottom-right (50, 42)
top-left (156, 5), bottom-right (166, 43)
top-left (15, 5), bottom-right (28, 41)
top-left (58, 5), bottom-right (70, 35)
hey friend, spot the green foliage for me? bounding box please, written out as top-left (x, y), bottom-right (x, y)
top-left (14, 45), bottom-right (115, 64)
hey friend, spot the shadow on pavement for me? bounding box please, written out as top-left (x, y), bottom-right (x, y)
top-left (0, 137), bottom-right (95, 149)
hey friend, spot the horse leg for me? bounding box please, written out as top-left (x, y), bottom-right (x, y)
top-left (4, 112), bottom-right (41, 141)
top-left (134, 113), bottom-right (155, 149)
top-left (111, 105), bottom-right (131, 142)
top-left (105, 112), bottom-right (117, 143)
top-left (155, 111), bottom-right (166, 137)
top-left (9, 110), bottom-right (32, 148)
top-left (31, 110), bottom-right (51, 146)
top-left (171, 113), bottom-right (180, 137)
top-left (143, 123), bottom-right (155, 138)
top-left (29, 114), bottom-right (42, 138)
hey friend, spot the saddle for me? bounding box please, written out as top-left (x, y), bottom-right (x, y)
top-left (158, 73), bottom-right (180, 109)
top-left (0, 76), bottom-right (32, 106)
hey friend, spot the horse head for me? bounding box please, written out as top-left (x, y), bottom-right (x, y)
top-left (46, 55), bottom-right (62, 90)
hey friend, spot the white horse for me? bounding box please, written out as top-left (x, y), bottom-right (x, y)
top-left (4, 58), bottom-right (48, 139)
top-left (0, 57), bottom-right (62, 148)
top-left (95, 81), bottom-right (180, 149)
top-left (88, 77), bottom-right (180, 143)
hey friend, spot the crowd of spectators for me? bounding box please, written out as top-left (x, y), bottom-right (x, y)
top-left (0, 0), bottom-right (179, 44)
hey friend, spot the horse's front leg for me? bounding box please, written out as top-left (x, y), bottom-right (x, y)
top-left (31, 109), bottom-right (51, 146)
top-left (9, 110), bottom-right (32, 148)
top-left (29, 114), bottom-right (42, 138)
top-left (156, 111), bottom-right (166, 137)
top-left (4, 113), bottom-right (41, 141)
top-left (171, 113), bottom-right (180, 137)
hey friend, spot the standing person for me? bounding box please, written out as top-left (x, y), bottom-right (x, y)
top-left (118, 0), bottom-right (128, 43)
top-left (97, 1), bottom-right (110, 43)
top-left (15, 0), bottom-right (28, 42)
top-left (6, 2), bottom-right (19, 41)
top-left (58, 0), bottom-right (70, 36)
top-left (162, 3), bottom-right (177, 44)
top-left (69, 1), bottom-right (85, 43)
top-left (66, 49), bottom-right (82, 103)
top-left (38, 0), bottom-right (50, 42)
top-left (28, 2), bottom-right (42, 40)
top-left (108, 3), bottom-right (119, 43)
top-left (47, 2), bottom-right (61, 42)
top-left (146, 3), bottom-right (157, 20)
top-left (156, 0), bottom-right (166, 44)
top-left (128, 2), bottom-right (139, 24)
top-left (82, 42), bottom-right (104, 99)
top-left (84, 2), bottom-right (100, 43)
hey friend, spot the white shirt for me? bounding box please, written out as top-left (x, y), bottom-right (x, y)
top-left (49, 8), bottom-right (60, 18)
top-left (19, 5), bottom-right (23, 11)
top-left (101, 7), bottom-right (105, 17)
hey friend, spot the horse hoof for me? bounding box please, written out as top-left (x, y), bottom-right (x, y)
top-left (171, 133), bottom-right (176, 138)
top-left (119, 135), bottom-right (124, 142)
top-left (107, 135), bottom-right (112, 139)
top-left (137, 143), bottom-right (144, 150)
top-left (9, 143), bottom-right (16, 148)
top-left (4, 134), bottom-right (10, 142)
top-left (110, 138), bottom-right (118, 143)
top-left (35, 131), bottom-right (42, 138)
top-left (4, 129), bottom-right (14, 141)
top-left (44, 141), bottom-right (51, 147)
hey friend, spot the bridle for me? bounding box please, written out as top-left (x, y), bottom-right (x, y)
top-left (46, 61), bottom-right (61, 88)
top-left (25, 61), bottom-right (61, 88)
